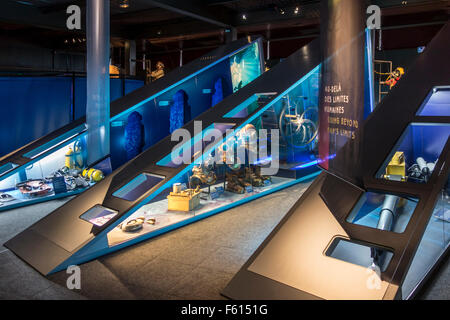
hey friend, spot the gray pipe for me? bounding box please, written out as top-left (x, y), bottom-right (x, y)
top-left (376, 195), bottom-right (399, 231)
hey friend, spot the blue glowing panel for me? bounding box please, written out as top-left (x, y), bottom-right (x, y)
top-left (113, 173), bottom-right (165, 201)
top-left (229, 41), bottom-right (262, 92)
top-left (80, 205), bottom-right (118, 227)
top-left (0, 163), bottom-right (17, 176)
top-left (417, 87), bottom-right (450, 117)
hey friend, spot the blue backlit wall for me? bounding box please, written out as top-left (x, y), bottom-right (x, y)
top-left (0, 77), bottom-right (144, 158)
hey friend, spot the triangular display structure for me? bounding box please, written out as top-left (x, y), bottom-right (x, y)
top-left (6, 39), bottom-right (325, 275)
top-left (223, 22), bottom-right (450, 300)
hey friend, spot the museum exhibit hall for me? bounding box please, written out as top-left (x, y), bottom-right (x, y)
top-left (0, 0), bottom-right (448, 305)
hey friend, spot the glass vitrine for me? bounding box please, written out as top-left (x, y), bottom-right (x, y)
top-left (376, 123), bottom-right (450, 183)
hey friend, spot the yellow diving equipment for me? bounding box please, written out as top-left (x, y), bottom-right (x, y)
top-left (82, 168), bottom-right (104, 182)
top-left (65, 147), bottom-right (75, 169)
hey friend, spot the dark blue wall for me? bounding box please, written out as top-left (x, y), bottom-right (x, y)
top-left (0, 77), bottom-right (144, 158)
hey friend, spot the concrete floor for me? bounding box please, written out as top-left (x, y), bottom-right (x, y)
top-left (0, 179), bottom-right (448, 300)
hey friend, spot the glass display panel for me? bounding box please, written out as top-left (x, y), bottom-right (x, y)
top-left (376, 123), bottom-right (450, 183)
top-left (346, 192), bottom-right (418, 233)
top-left (223, 93), bottom-right (276, 118)
top-left (326, 237), bottom-right (393, 272)
top-left (109, 40), bottom-right (263, 170)
top-left (416, 86), bottom-right (450, 117)
top-left (80, 205), bottom-right (118, 227)
top-left (156, 123), bottom-right (235, 168)
top-left (0, 134), bottom-right (109, 211)
top-left (0, 162), bottom-right (18, 177)
top-left (23, 124), bottom-right (87, 159)
top-left (401, 173), bottom-right (449, 298)
top-left (106, 65), bottom-right (322, 248)
top-left (113, 173), bottom-right (165, 201)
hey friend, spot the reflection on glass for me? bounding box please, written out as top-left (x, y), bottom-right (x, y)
top-left (223, 93), bottom-right (275, 118)
top-left (401, 174), bottom-right (449, 298)
top-left (377, 123), bottom-right (450, 183)
top-left (416, 86), bottom-right (450, 117)
top-left (347, 192), bottom-right (418, 233)
top-left (326, 237), bottom-right (393, 272)
top-left (80, 205), bottom-right (118, 227)
top-left (113, 173), bottom-right (165, 201)
top-left (23, 124), bottom-right (87, 159)
top-left (156, 123), bottom-right (235, 168)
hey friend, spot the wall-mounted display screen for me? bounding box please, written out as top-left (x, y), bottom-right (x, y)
top-left (229, 41), bottom-right (263, 92)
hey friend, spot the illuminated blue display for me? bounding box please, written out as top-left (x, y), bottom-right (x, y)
top-left (230, 42), bottom-right (262, 92)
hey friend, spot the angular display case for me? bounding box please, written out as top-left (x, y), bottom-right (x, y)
top-left (223, 22), bottom-right (450, 300)
top-left (5, 39), bottom-right (322, 275)
top-left (0, 37), bottom-right (264, 212)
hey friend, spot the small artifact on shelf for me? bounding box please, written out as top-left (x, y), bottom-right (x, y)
top-left (82, 168), bottom-right (105, 182)
top-left (0, 192), bottom-right (15, 203)
top-left (243, 167), bottom-right (272, 187)
top-left (384, 151), bottom-right (406, 181)
top-left (16, 179), bottom-right (52, 197)
top-left (167, 184), bottom-right (201, 212)
top-left (121, 216), bottom-right (145, 232)
top-left (225, 172), bottom-right (245, 194)
top-left (189, 164), bottom-right (217, 188)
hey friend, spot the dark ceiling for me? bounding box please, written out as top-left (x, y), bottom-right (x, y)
top-left (0, 0), bottom-right (449, 70)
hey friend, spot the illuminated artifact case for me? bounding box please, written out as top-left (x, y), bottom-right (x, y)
top-left (5, 39), bottom-right (322, 275)
top-left (0, 37), bottom-right (264, 212)
top-left (223, 23), bottom-right (450, 300)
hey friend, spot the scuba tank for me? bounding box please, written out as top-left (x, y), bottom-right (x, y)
top-left (82, 168), bottom-right (104, 182)
top-left (73, 139), bottom-right (85, 169)
top-left (65, 147), bottom-right (75, 169)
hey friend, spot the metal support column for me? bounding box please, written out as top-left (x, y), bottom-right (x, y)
top-left (86, 0), bottom-right (110, 165)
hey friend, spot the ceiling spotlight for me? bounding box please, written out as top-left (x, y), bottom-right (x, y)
top-left (242, 14), bottom-right (247, 20)
top-left (120, 0), bottom-right (129, 8)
